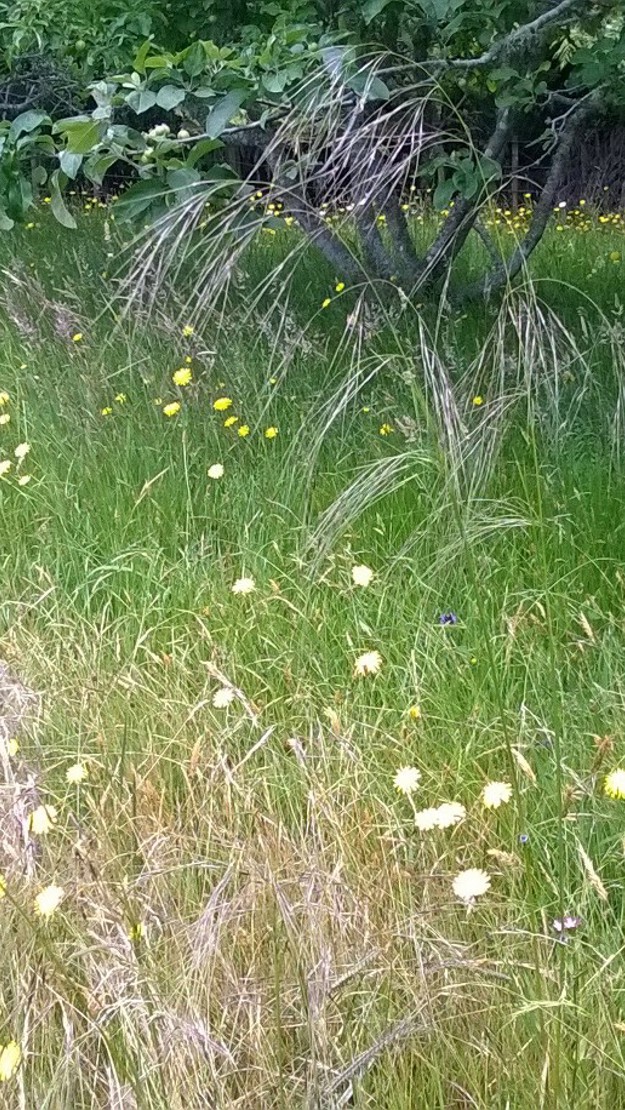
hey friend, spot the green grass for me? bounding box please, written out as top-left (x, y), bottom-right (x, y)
top-left (1, 204), bottom-right (625, 1106)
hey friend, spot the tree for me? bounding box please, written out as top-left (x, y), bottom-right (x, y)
top-left (1, 1), bottom-right (624, 302)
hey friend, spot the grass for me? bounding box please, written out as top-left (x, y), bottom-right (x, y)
top-left (0, 201), bottom-right (625, 1106)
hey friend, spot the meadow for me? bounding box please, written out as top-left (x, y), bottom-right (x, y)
top-left (0, 197), bottom-right (625, 1107)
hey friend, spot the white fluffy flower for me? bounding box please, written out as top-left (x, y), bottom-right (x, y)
top-left (414, 807), bottom-right (441, 831)
top-left (351, 564), bottom-right (373, 587)
top-left (353, 650), bottom-right (382, 676)
top-left (207, 463), bottom-right (224, 480)
top-left (452, 868), bottom-right (491, 904)
top-left (482, 781), bottom-right (512, 809)
top-left (393, 766), bottom-right (421, 795)
top-left (232, 576), bottom-right (255, 595)
top-left (212, 687), bottom-right (235, 709)
top-left (435, 801), bottom-right (466, 828)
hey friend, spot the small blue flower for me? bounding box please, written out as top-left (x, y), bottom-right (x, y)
top-left (439, 612), bottom-right (458, 626)
top-left (519, 833), bottom-right (529, 845)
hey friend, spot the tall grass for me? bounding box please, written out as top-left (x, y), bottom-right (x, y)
top-left (0, 206), bottom-right (624, 1106)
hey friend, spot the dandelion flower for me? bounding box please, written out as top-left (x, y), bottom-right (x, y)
top-left (605, 769), bottom-right (625, 800)
top-left (472, 395), bottom-right (484, 406)
top-left (182, 324), bottom-right (194, 337)
top-left (66, 763), bottom-right (88, 785)
top-left (162, 401), bottom-right (181, 417)
top-left (335, 281), bottom-right (345, 293)
top-left (0, 460), bottom-right (11, 476)
top-left (0, 392), bottom-right (8, 406)
top-left (0, 414), bottom-right (10, 425)
top-left (435, 801), bottom-right (466, 828)
top-left (173, 367), bottom-right (192, 386)
top-left (393, 766), bottom-right (421, 795)
top-left (414, 807), bottom-right (441, 831)
top-left (213, 397), bottom-right (233, 412)
top-left (232, 576), bottom-right (255, 595)
top-left (17, 475), bottom-right (32, 486)
top-left (238, 424), bottom-right (250, 437)
top-left (482, 781), bottom-right (512, 809)
top-left (354, 650), bottom-right (382, 677)
top-left (351, 564), bottom-right (373, 587)
top-left (379, 423), bottom-right (394, 436)
top-left (264, 426), bottom-right (278, 439)
top-left (34, 884), bottom-right (65, 917)
top-left (0, 1041), bottom-right (21, 1081)
top-left (72, 332), bottom-right (83, 343)
top-left (224, 415), bottom-right (238, 427)
top-left (101, 406), bottom-right (112, 416)
top-left (212, 687), bottom-right (235, 709)
top-left (28, 804), bottom-right (58, 835)
top-left (452, 868), bottom-right (491, 904)
top-left (321, 297), bottom-right (332, 309)
top-left (13, 442), bottom-right (29, 459)
top-left (207, 463), bottom-right (224, 480)
top-left (408, 704), bottom-right (421, 721)
top-left (114, 393), bottom-right (127, 404)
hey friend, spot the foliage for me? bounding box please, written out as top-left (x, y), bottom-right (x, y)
top-left (0, 1), bottom-right (624, 302)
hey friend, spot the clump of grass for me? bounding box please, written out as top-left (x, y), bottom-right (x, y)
top-left (0, 209), bottom-right (624, 1105)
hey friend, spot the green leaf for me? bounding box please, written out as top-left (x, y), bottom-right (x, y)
top-left (205, 89), bottom-right (248, 139)
top-left (54, 118), bottom-right (104, 155)
top-left (10, 110), bottom-right (50, 141)
top-left (133, 39), bottom-right (152, 75)
top-left (262, 71), bottom-right (288, 94)
top-left (433, 178), bottom-right (457, 210)
top-left (184, 41), bottom-right (206, 77)
top-left (156, 85), bottom-right (186, 110)
top-left (187, 137), bottom-right (223, 167)
top-left (347, 72), bottom-right (390, 101)
top-left (0, 205), bottom-right (14, 231)
top-left (362, 0), bottom-right (395, 24)
top-left (126, 88), bottom-right (158, 114)
top-left (50, 170), bottom-right (76, 229)
top-left (114, 178), bottom-right (168, 221)
top-left (59, 150), bottom-right (82, 179)
top-left (84, 153), bottom-right (118, 186)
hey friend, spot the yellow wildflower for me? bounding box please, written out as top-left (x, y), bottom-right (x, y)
top-left (224, 415), bottom-right (238, 427)
top-left (605, 769), bottom-right (625, 800)
top-left (172, 367), bottom-right (192, 387)
top-left (321, 298), bottom-right (332, 309)
top-left (0, 1041), bottom-right (21, 1081)
top-left (379, 423), bottom-right (394, 436)
top-left (182, 324), bottom-right (194, 337)
top-left (72, 333), bottom-right (83, 343)
top-left (162, 401), bottom-right (181, 417)
top-left (264, 426), bottom-right (278, 439)
top-left (472, 395), bottom-right (484, 407)
top-left (238, 424), bottom-right (250, 437)
top-left (335, 281), bottom-right (345, 293)
top-left (213, 397), bottom-right (233, 412)
top-left (101, 407), bottom-right (112, 416)
top-left (408, 704), bottom-right (421, 721)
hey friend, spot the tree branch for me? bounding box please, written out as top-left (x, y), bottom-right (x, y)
top-left (428, 0), bottom-right (584, 73)
top-left (461, 97), bottom-right (598, 301)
